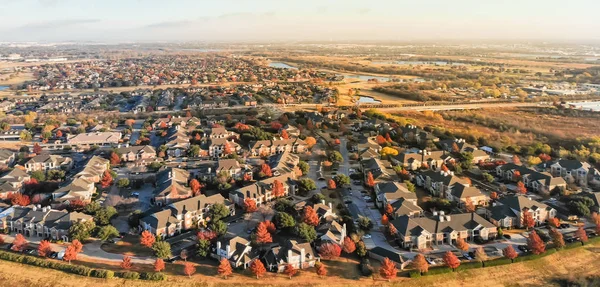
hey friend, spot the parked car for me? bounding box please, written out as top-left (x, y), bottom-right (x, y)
top-left (503, 234), bottom-right (512, 239)
top-left (49, 252), bottom-right (58, 259)
top-left (518, 245), bottom-right (530, 253)
top-left (559, 223), bottom-right (570, 229)
top-left (131, 192), bottom-right (140, 198)
top-left (462, 253), bottom-right (473, 260)
top-left (362, 234), bottom-right (372, 239)
top-left (425, 257), bottom-right (436, 265)
top-left (362, 196), bottom-right (371, 201)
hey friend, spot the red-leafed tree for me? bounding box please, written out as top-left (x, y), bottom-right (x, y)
top-left (244, 198), bottom-right (258, 213)
top-left (385, 204), bottom-right (393, 215)
top-left (140, 230), bottom-right (156, 248)
top-left (272, 180), bottom-right (285, 197)
top-left (539, 153), bottom-right (552, 162)
top-left (550, 228), bottom-right (565, 249)
top-left (303, 206), bottom-right (320, 226)
top-left (110, 152), bottom-right (121, 165)
top-left (379, 257), bottom-right (398, 282)
top-left (527, 231), bottom-right (546, 255)
top-left (512, 155), bottom-right (521, 165)
top-left (33, 143), bottom-right (42, 154)
top-left (284, 264), bottom-right (297, 279)
top-left (264, 220), bottom-right (276, 233)
top-left (327, 179), bottom-right (336, 190)
top-left (375, 135), bottom-right (387, 145)
top-left (271, 121), bottom-right (283, 131)
top-left (451, 142), bottom-right (460, 153)
top-left (455, 237), bottom-right (469, 251)
top-left (576, 226), bottom-right (588, 244)
top-left (411, 254), bottom-right (429, 274)
top-left (503, 245), bottom-right (518, 262)
top-left (260, 164), bottom-right (272, 177)
top-left (255, 222), bottom-right (273, 244)
top-left (548, 217), bottom-right (560, 228)
top-left (71, 239), bottom-right (83, 253)
top-left (464, 198), bottom-right (475, 212)
top-left (56, 130), bottom-right (63, 138)
top-left (121, 255), bottom-right (133, 269)
top-left (490, 192), bottom-right (498, 200)
top-left (441, 164), bottom-right (449, 172)
top-left (11, 234), bottom-right (27, 252)
top-left (513, 170), bottom-right (522, 181)
top-left (366, 172), bottom-right (375, 188)
top-left (101, 170), bottom-right (113, 188)
top-left (250, 259), bottom-right (266, 279)
top-left (516, 181), bottom-right (527, 194)
top-left (0, 235), bottom-right (4, 245)
top-left (385, 133), bottom-right (392, 142)
top-left (38, 240), bottom-right (52, 258)
top-left (217, 258), bottom-right (233, 279)
top-left (243, 173), bottom-right (252, 182)
top-left (63, 244), bottom-right (78, 263)
top-left (319, 243), bottom-right (342, 259)
top-left (443, 251), bottom-right (461, 270)
top-left (388, 224), bottom-right (398, 236)
top-left (154, 258), bottom-right (165, 272)
top-left (190, 179), bottom-right (202, 196)
top-left (183, 262), bottom-right (196, 278)
top-left (280, 130), bottom-right (289, 139)
top-left (197, 230), bottom-right (217, 241)
top-left (223, 141), bottom-right (233, 155)
top-left (522, 209), bottom-right (535, 230)
top-left (315, 262), bottom-right (327, 278)
top-left (11, 194), bottom-right (31, 206)
top-left (343, 237), bottom-right (356, 254)
top-left (381, 214), bottom-right (389, 225)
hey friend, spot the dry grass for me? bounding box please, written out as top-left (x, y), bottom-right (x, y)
top-left (100, 235), bottom-right (155, 257)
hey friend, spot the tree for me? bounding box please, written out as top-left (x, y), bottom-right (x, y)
top-left (356, 241), bottom-right (367, 257)
top-left (381, 214), bottom-right (389, 225)
top-left (101, 170), bottom-right (113, 189)
top-left (209, 220), bottom-right (228, 237)
top-left (411, 254), bottom-right (429, 274)
top-left (503, 245), bottom-right (518, 262)
top-left (522, 209), bottom-right (535, 230)
top-left (297, 161), bottom-right (309, 175)
top-left (482, 172), bottom-right (495, 183)
top-left (272, 180), bottom-right (285, 198)
top-left (404, 180), bottom-right (416, 192)
top-left (443, 251), bottom-right (461, 270)
top-left (284, 264), bottom-right (297, 279)
top-left (527, 231), bottom-right (546, 255)
top-left (527, 156), bottom-right (542, 166)
top-left (197, 239), bottom-right (211, 257)
top-left (576, 226), bottom-right (588, 244)
top-left (328, 151), bottom-right (343, 163)
top-left (276, 212), bottom-right (296, 229)
top-left (68, 220), bottom-right (95, 242)
top-left (117, 178), bottom-right (130, 188)
top-left (259, 163), bottom-right (272, 177)
top-left (31, 170), bottom-right (46, 182)
top-left (296, 223), bottom-right (317, 242)
top-left (366, 172), bottom-right (375, 188)
top-left (63, 245), bottom-right (78, 263)
top-left (343, 237), bottom-right (356, 254)
top-left (250, 259), bottom-right (266, 279)
top-left (190, 179), bottom-right (202, 195)
top-left (490, 192), bottom-right (498, 200)
top-left (305, 137), bottom-right (317, 147)
top-left (464, 198), bottom-right (475, 212)
top-left (264, 220), bottom-right (276, 233)
top-left (152, 241), bottom-right (172, 259)
top-left (512, 155), bottom-right (521, 165)
top-left (11, 194), bottom-right (30, 206)
top-left (548, 217), bottom-right (560, 228)
top-left (516, 181), bottom-right (527, 194)
top-left (244, 198), bottom-right (258, 213)
top-left (71, 239), bottom-right (83, 253)
top-left (223, 141), bottom-right (233, 155)
top-left (319, 243), bottom-right (342, 259)
top-left (38, 240), bottom-right (52, 258)
top-left (154, 258), bottom-right (165, 272)
top-left (334, 174), bottom-right (351, 187)
top-left (217, 258), bottom-right (233, 279)
top-left (32, 143), bottom-right (43, 154)
top-left (255, 222), bottom-right (273, 244)
top-left (298, 178), bottom-right (316, 194)
top-left (140, 230), bottom-right (156, 248)
top-left (388, 223), bottom-right (398, 237)
top-left (327, 179), bottom-right (336, 190)
top-left (280, 129), bottom-right (289, 139)
top-left (358, 217), bottom-right (373, 232)
top-left (97, 225), bottom-right (119, 240)
top-left (315, 262), bottom-right (327, 278)
top-left (208, 203), bottom-right (230, 221)
top-left (110, 152), bottom-right (121, 166)
top-left (183, 262), bottom-right (196, 278)
top-left (380, 147), bottom-right (398, 158)
top-left (121, 255), bottom-right (133, 270)
top-left (379, 258), bottom-right (398, 282)
top-left (303, 206), bottom-right (320, 226)
top-left (455, 237), bottom-right (469, 251)
top-left (95, 206), bottom-right (118, 226)
top-left (550, 228), bottom-right (565, 249)
top-left (451, 142), bottom-right (460, 153)
top-left (593, 212), bottom-right (600, 233)
top-left (475, 247), bottom-right (488, 262)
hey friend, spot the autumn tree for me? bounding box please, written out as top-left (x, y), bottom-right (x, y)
top-left (315, 262), bottom-right (327, 278)
top-left (464, 198), bottom-right (475, 212)
top-left (475, 247), bottom-right (488, 263)
top-left (512, 155), bottom-right (521, 165)
top-left (319, 243), bottom-right (342, 259)
top-left (100, 170), bottom-right (113, 188)
top-left (375, 135), bottom-right (387, 145)
top-left (110, 152), bottom-right (121, 166)
top-left (63, 245), bottom-right (78, 263)
top-left (272, 179), bottom-right (285, 197)
top-left (11, 194), bottom-right (31, 206)
top-left (249, 259), bottom-right (266, 279)
top-left (592, 212), bottom-right (600, 233)
top-left (366, 172), bottom-right (375, 188)
top-left (190, 179), bottom-right (202, 196)
top-left (503, 245), bottom-right (518, 262)
top-left (411, 254), bottom-right (429, 274)
top-left (327, 179), bottom-right (336, 190)
top-left (381, 214), bottom-right (389, 225)
top-left (217, 258), bottom-right (233, 279)
top-left (33, 143), bottom-right (42, 154)
top-left (379, 257), bottom-right (398, 282)
top-left (527, 231), bottom-right (546, 255)
top-left (280, 129), bottom-right (289, 139)
top-left (521, 209), bottom-right (535, 230)
top-left (385, 204), bottom-right (393, 216)
top-left (154, 258), bottom-right (165, 272)
top-left (183, 262), bottom-right (196, 278)
top-left (490, 192), bottom-right (498, 200)
top-left (455, 237), bottom-right (469, 251)
top-left (12, 234), bottom-right (27, 252)
top-left (284, 264), bottom-right (297, 279)
top-left (244, 198), bottom-right (258, 213)
top-left (516, 181), bottom-right (527, 194)
top-left (37, 240), bottom-right (52, 257)
top-left (140, 230), bottom-right (156, 248)
top-left (71, 239), bottom-right (83, 253)
top-left (548, 217), bottom-right (560, 228)
top-left (259, 164), bottom-right (272, 177)
top-left (303, 206), bottom-right (320, 226)
top-left (575, 226), bottom-right (588, 244)
top-left (550, 228), bottom-right (565, 249)
top-left (443, 251), bottom-right (461, 270)
top-left (255, 221), bottom-right (273, 244)
top-left (343, 237), bottom-right (356, 254)
top-left (264, 220), bottom-right (276, 233)
top-left (120, 255), bottom-right (133, 269)
top-left (388, 224), bottom-right (397, 237)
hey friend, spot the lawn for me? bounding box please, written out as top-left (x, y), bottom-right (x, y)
top-left (100, 235), bottom-right (154, 257)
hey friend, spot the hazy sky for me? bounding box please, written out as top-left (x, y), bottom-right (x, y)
top-left (0, 0), bottom-right (598, 42)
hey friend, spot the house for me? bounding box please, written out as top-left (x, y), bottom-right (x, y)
top-left (400, 124), bottom-right (439, 144)
top-left (389, 198), bottom-right (423, 218)
top-left (551, 159), bottom-right (599, 186)
top-left (368, 247), bottom-right (408, 269)
top-left (269, 151), bottom-right (300, 176)
top-left (263, 240), bottom-right (320, 272)
top-left (229, 172), bottom-right (297, 207)
top-left (52, 177), bottom-right (96, 204)
top-left (447, 183), bottom-right (488, 210)
top-left (361, 158), bottom-right (397, 183)
top-left (0, 149), bottom-right (15, 168)
top-left (0, 205), bottom-right (93, 241)
top-left (66, 132), bottom-right (121, 148)
top-left (208, 138), bottom-right (241, 158)
top-left (487, 195), bottom-right (556, 228)
top-left (249, 138), bottom-right (307, 156)
top-left (375, 181), bottom-right (417, 208)
top-left (208, 127), bottom-right (239, 139)
top-left (317, 221), bottom-right (347, 245)
top-left (154, 116), bottom-right (201, 130)
top-left (164, 127), bottom-right (190, 158)
top-left (152, 167), bottom-right (192, 206)
top-left (390, 212), bottom-right (497, 249)
top-left (416, 170), bottom-right (470, 197)
top-left (295, 201), bottom-right (337, 221)
top-left (212, 236), bottom-right (258, 269)
top-left (216, 159), bottom-right (252, 181)
top-left (0, 169), bottom-right (31, 199)
top-left (24, 154), bottom-right (72, 172)
top-left (115, 145), bottom-right (156, 162)
top-left (74, 156), bottom-right (109, 183)
top-left (438, 138), bottom-right (477, 153)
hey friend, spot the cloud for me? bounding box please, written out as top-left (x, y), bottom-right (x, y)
top-left (15, 19), bottom-right (101, 31)
top-left (143, 20), bottom-right (192, 29)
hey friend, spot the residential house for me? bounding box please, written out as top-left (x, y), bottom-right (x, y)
top-left (208, 138), bottom-right (241, 158)
top-left (52, 177), bottom-right (96, 204)
top-left (154, 116), bottom-right (201, 130)
top-left (115, 145), bottom-right (157, 163)
top-left (551, 159), bottom-right (599, 186)
top-left (263, 240), bottom-right (320, 272)
top-left (0, 168), bottom-right (30, 199)
top-left (66, 132), bottom-right (121, 149)
top-left (152, 167), bottom-right (192, 206)
top-left (269, 151), bottom-right (300, 176)
top-left (208, 127), bottom-right (239, 139)
top-left (400, 124), bottom-right (439, 145)
top-left (392, 150), bottom-right (454, 171)
top-left (74, 156), bottom-right (109, 183)
top-left (216, 159), bottom-right (251, 181)
top-left (438, 138), bottom-right (477, 153)
top-left (212, 236), bottom-right (258, 269)
top-left (361, 158), bottom-right (397, 183)
top-left (24, 154), bottom-right (73, 172)
top-left (375, 181), bottom-right (417, 208)
top-left (229, 172), bottom-right (297, 207)
top-left (368, 247), bottom-right (408, 269)
top-left (0, 149), bottom-right (15, 168)
top-left (487, 195), bottom-right (556, 228)
top-left (249, 138), bottom-right (307, 156)
top-left (317, 221), bottom-right (347, 245)
top-left (416, 170), bottom-right (470, 197)
top-left (447, 183), bottom-right (488, 210)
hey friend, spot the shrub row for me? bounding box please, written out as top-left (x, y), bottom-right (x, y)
top-left (0, 250), bottom-right (164, 281)
top-left (457, 261), bottom-right (483, 271)
top-left (483, 258), bottom-right (512, 267)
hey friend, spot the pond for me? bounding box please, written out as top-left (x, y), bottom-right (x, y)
top-left (269, 62), bottom-right (298, 69)
top-left (0, 86), bottom-right (9, 91)
top-left (358, 96), bottom-right (381, 104)
top-left (341, 74), bottom-right (392, 82)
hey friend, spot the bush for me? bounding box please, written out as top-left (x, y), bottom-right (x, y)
top-left (457, 261), bottom-right (483, 271)
top-left (425, 266), bottom-right (453, 275)
top-left (483, 258), bottom-right (512, 267)
top-left (119, 271), bottom-right (140, 280)
top-left (91, 269), bottom-right (114, 279)
top-left (140, 272), bottom-right (167, 281)
top-left (409, 270), bottom-right (422, 278)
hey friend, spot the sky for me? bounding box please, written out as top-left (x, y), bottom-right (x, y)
top-left (0, 0), bottom-right (599, 43)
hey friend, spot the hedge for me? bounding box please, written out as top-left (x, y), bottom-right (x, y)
top-left (91, 269), bottom-right (114, 279)
top-left (457, 261), bottom-right (482, 271)
top-left (409, 271), bottom-right (422, 278)
top-left (425, 267), bottom-right (453, 275)
top-left (483, 258), bottom-right (512, 267)
top-left (119, 271), bottom-right (140, 280)
top-left (140, 272), bottom-right (167, 281)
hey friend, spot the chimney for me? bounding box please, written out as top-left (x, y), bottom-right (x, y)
top-left (168, 171), bottom-right (172, 179)
top-left (288, 250), bottom-right (293, 261)
top-left (328, 202), bottom-right (332, 210)
top-left (32, 205), bottom-right (37, 211)
top-left (440, 211), bottom-right (445, 216)
top-left (446, 215), bottom-right (451, 222)
top-left (321, 199), bottom-right (326, 205)
top-left (439, 216), bottom-right (445, 222)
top-left (433, 211), bottom-right (438, 216)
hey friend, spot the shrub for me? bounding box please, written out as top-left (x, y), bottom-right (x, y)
top-left (483, 258), bottom-right (512, 267)
top-left (119, 271), bottom-right (140, 280)
top-left (140, 272), bottom-right (167, 281)
top-left (409, 270), bottom-right (422, 278)
top-left (425, 266), bottom-right (453, 275)
top-left (457, 261), bottom-right (483, 271)
top-left (92, 269), bottom-right (114, 279)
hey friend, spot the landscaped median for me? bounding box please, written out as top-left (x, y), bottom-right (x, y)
top-left (407, 237), bottom-right (600, 279)
top-left (0, 250), bottom-right (166, 281)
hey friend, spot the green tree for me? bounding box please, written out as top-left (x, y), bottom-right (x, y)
top-left (83, 202), bottom-right (101, 215)
top-left (95, 207), bottom-right (118, 226)
top-left (275, 212), bottom-right (296, 229)
top-left (188, 145), bottom-right (200, 157)
top-left (482, 172), bottom-right (494, 183)
top-left (356, 241), bottom-right (367, 257)
top-left (117, 178), bottom-right (130, 188)
top-left (30, 170), bottom-right (46, 182)
top-left (209, 220), bottom-right (228, 237)
top-left (97, 225), bottom-right (119, 240)
top-left (404, 180), bottom-right (415, 192)
top-left (197, 239), bottom-right (211, 257)
top-left (460, 152), bottom-right (474, 169)
top-left (298, 178), bottom-right (317, 195)
top-left (68, 220), bottom-right (96, 242)
top-left (152, 241), bottom-right (172, 259)
top-left (297, 161), bottom-right (310, 175)
top-left (208, 203), bottom-right (230, 221)
top-left (328, 151), bottom-right (343, 163)
top-left (358, 217), bottom-right (373, 232)
top-left (334, 174), bottom-right (351, 187)
top-left (128, 210), bottom-right (143, 228)
top-left (296, 222), bottom-right (317, 242)
top-left (47, 169), bottom-right (66, 180)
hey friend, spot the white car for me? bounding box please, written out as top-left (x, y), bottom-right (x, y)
top-left (363, 196), bottom-right (371, 200)
top-left (349, 168), bottom-right (356, 173)
top-left (362, 234), bottom-right (372, 239)
top-left (131, 192), bottom-right (140, 197)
